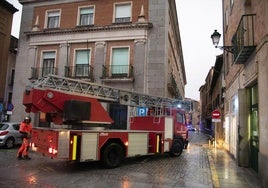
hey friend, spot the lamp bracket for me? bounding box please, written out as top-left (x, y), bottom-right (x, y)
top-left (216, 46), bottom-right (234, 53)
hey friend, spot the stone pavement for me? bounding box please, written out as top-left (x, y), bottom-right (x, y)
top-left (189, 132), bottom-right (263, 188)
top-left (207, 147), bottom-right (262, 188)
top-left (0, 131), bottom-right (263, 188)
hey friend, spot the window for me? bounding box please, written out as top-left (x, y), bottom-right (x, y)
top-left (111, 47), bottom-right (129, 75)
top-left (114, 3), bottom-right (131, 23)
top-left (12, 124), bottom-right (20, 131)
top-left (230, 0), bottom-right (234, 13)
top-left (230, 0), bottom-right (234, 7)
top-left (176, 112), bottom-right (185, 124)
top-left (75, 49), bottom-right (91, 77)
top-left (42, 51), bottom-right (56, 76)
top-left (46, 10), bottom-right (60, 29)
top-left (79, 7), bottom-right (94, 26)
top-left (225, 9), bottom-right (229, 28)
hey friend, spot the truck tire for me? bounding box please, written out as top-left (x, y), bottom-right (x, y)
top-left (170, 139), bottom-right (183, 157)
top-left (102, 143), bottom-right (124, 168)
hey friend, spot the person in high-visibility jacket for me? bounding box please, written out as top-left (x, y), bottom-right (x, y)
top-left (17, 116), bottom-right (32, 160)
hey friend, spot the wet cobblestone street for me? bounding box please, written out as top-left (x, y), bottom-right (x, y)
top-left (0, 132), bottom-right (262, 188)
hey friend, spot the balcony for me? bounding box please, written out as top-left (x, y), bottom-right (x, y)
top-left (167, 74), bottom-right (181, 99)
top-left (101, 65), bottom-right (134, 82)
top-left (30, 67), bottom-right (57, 80)
top-left (65, 65), bottom-right (94, 80)
top-left (232, 14), bottom-right (256, 64)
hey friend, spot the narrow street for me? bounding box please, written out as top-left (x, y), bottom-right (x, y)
top-left (0, 131), bottom-right (262, 188)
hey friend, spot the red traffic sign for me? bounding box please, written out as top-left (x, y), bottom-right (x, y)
top-left (212, 110), bottom-right (221, 119)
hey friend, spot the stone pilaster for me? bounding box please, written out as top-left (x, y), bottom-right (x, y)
top-left (94, 41), bottom-right (106, 83)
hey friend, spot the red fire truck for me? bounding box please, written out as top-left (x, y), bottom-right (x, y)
top-left (23, 75), bottom-right (188, 168)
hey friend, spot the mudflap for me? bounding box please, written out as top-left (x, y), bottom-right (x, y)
top-left (184, 140), bottom-right (189, 149)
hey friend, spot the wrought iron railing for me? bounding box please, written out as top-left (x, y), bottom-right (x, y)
top-left (30, 67), bottom-right (57, 79)
top-left (65, 65), bottom-right (94, 80)
top-left (115, 17), bottom-right (131, 23)
top-left (102, 65), bottom-right (133, 79)
top-left (167, 74), bottom-right (181, 98)
top-left (232, 14), bottom-right (256, 63)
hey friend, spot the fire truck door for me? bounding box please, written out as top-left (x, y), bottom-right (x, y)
top-left (128, 133), bottom-right (148, 157)
top-left (80, 133), bottom-right (98, 162)
top-left (57, 130), bottom-right (70, 159)
top-left (164, 117), bottom-right (174, 152)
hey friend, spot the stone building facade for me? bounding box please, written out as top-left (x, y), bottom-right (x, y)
top-left (11, 0), bottom-right (186, 129)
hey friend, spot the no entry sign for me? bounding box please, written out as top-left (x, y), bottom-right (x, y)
top-left (212, 110), bottom-right (220, 119)
top-left (212, 110), bottom-right (221, 122)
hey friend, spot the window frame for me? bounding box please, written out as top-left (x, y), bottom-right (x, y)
top-left (41, 51), bottom-right (56, 76)
top-left (45, 9), bottom-right (61, 29)
top-left (176, 112), bottom-right (185, 124)
top-left (77, 6), bottom-right (95, 26)
top-left (113, 2), bottom-right (132, 23)
top-left (74, 48), bottom-right (91, 77)
top-left (110, 46), bottom-right (130, 76)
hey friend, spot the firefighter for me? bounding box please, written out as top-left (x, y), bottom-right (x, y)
top-left (17, 116), bottom-right (32, 160)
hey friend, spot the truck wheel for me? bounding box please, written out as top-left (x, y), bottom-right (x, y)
top-left (102, 143), bottom-right (124, 168)
top-left (170, 139), bottom-right (183, 157)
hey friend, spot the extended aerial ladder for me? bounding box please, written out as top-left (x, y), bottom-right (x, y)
top-left (26, 74), bottom-right (181, 107)
top-left (23, 74), bottom-right (185, 125)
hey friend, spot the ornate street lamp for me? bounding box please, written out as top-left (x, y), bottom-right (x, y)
top-left (211, 30), bottom-right (234, 53)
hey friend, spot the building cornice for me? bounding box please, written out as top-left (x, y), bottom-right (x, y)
top-left (25, 23), bottom-right (153, 37)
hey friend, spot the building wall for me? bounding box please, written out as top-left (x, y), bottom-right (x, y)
top-left (0, 1), bottom-right (18, 121)
top-left (199, 85), bottom-right (205, 131)
top-left (5, 36), bottom-right (18, 121)
top-left (210, 55), bottom-right (225, 147)
top-left (12, 0), bottom-right (185, 123)
top-left (199, 67), bottom-right (214, 133)
top-left (167, 3), bottom-right (186, 99)
top-left (257, 35), bottom-right (268, 187)
top-left (12, 2), bottom-right (36, 121)
top-left (32, 0), bottom-right (149, 29)
top-left (190, 100), bottom-right (200, 129)
top-left (147, 0), bottom-right (167, 96)
top-left (222, 0), bottom-right (268, 186)
top-left (0, 4), bottom-right (12, 102)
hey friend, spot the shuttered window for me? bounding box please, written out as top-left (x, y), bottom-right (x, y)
top-left (42, 51), bottom-right (56, 76)
top-left (115, 3), bottom-right (131, 23)
top-left (111, 48), bottom-right (129, 75)
top-left (75, 49), bottom-right (90, 77)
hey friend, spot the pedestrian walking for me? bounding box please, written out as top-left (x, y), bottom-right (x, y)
top-left (17, 116), bottom-right (32, 160)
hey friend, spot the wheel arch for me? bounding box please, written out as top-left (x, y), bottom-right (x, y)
top-left (174, 134), bottom-right (188, 149)
top-left (100, 138), bottom-right (126, 158)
